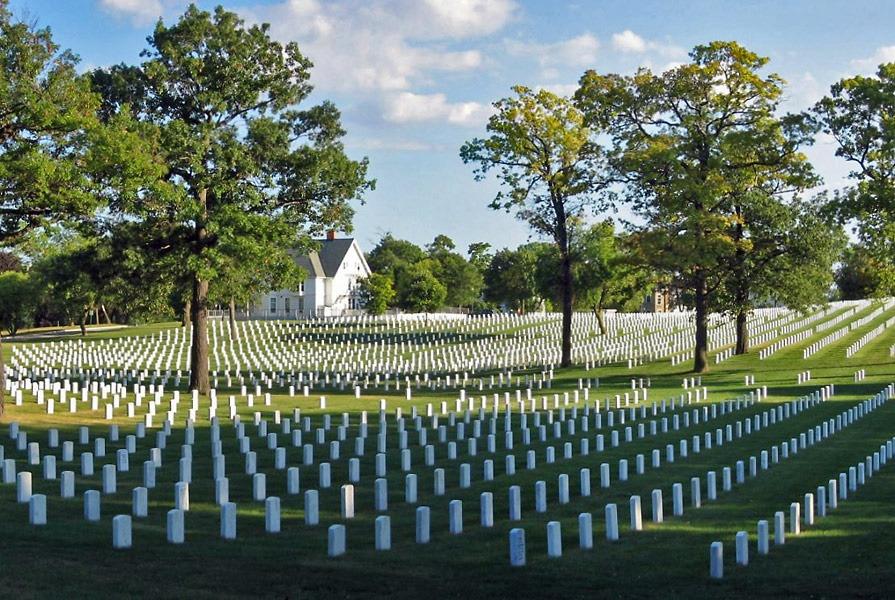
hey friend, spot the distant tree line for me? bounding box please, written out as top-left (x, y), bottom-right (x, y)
top-left (359, 221), bottom-right (657, 323)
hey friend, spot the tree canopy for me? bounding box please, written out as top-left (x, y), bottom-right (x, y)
top-left (0, 1), bottom-right (103, 412)
top-left (577, 41), bottom-right (819, 370)
top-left (814, 62), bottom-right (895, 285)
top-left (462, 86), bottom-right (611, 367)
top-left (89, 5), bottom-right (373, 393)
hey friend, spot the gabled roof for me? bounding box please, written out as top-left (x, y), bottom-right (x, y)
top-left (317, 238), bottom-right (356, 277)
top-left (291, 238), bottom-right (359, 278)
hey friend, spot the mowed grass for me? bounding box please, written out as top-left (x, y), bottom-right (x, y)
top-left (1, 312), bottom-right (895, 599)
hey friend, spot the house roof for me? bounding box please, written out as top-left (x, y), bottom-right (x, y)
top-left (292, 238), bottom-right (358, 278)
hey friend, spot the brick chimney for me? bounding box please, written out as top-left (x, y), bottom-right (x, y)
top-left (326, 230), bottom-right (336, 241)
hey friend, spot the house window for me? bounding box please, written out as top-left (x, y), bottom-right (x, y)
top-left (269, 297), bottom-right (277, 314)
top-left (299, 282), bottom-right (305, 295)
top-left (284, 297), bottom-right (291, 313)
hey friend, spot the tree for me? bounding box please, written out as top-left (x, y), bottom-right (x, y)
top-left (538, 220), bottom-right (655, 334)
top-left (366, 234), bottom-right (427, 310)
top-left (0, 1), bottom-right (101, 413)
top-left (210, 220), bottom-right (306, 340)
top-left (437, 253), bottom-right (483, 307)
top-left (718, 197), bottom-right (844, 353)
top-left (426, 235), bottom-right (483, 308)
top-left (426, 234), bottom-right (456, 255)
top-left (462, 86), bottom-right (610, 367)
top-left (33, 247), bottom-right (98, 335)
top-left (400, 263), bottom-right (446, 312)
top-left (577, 41), bottom-right (816, 372)
top-left (485, 244), bottom-right (548, 313)
top-left (358, 273), bottom-right (395, 315)
top-left (90, 5), bottom-right (372, 393)
top-left (814, 62), bottom-right (895, 288)
top-left (0, 272), bottom-right (38, 336)
top-left (367, 234), bottom-right (427, 280)
top-left (467, 242), bottom-right (493, 275)
top-left (835, 244), bottom-right (891, 299)
top-left (533, 220), bottom-right (654, 333)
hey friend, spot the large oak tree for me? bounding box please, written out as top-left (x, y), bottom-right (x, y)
top-left (577, 42), bottom-right (815, 371)
top-left (0, 1), bottom-right (101, 414)
top-left (91, 5), bottom-right (372, 393)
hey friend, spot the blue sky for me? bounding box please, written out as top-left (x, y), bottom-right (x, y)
top-left (12, 0), bottom-right (895, 254)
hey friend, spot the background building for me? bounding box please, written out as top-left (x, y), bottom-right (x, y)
top-left (253, 233), bottom-right (371, 319)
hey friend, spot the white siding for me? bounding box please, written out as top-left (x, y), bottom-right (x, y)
top-left (251, 238), bottom-right (372, 318)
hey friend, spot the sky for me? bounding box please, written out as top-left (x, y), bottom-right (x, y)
top-left (11, 0), bottom-right (895, 254)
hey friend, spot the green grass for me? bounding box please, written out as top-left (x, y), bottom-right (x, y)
top-left (1, 314), bottom-right (895, 599)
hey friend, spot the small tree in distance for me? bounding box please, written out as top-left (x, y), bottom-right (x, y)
top-left (462, 86), bottom-right (611, 367)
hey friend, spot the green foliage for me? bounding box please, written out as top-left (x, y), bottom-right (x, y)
top-left (358, 273), bottom-right (395, 315)
top-left (426, 235), bottom-right (483, 307)
top-left (814, 62), bottom-right (895, 270)
top-left (0, 271), bottom-right (38, 335)
top-left (467, 242), bottom-right (493, 275)
top-left (209, 217), bottom-right (307, 308)
top-left (88, 4), bottom-right (373, 390)
top-left (485, 243), bottom-right (550, 313)
top-left (399, 263), bottom-right (446, 313)
top-left (717, 197), bottom-right (845, 317)
top-left (835, 244), bottom-right (894, 299)
top-left (32, 235), bottom-right (101, 331)
top-left (462, 85), bottom-right (611, 365)
top-left (367, 234), bottom-right (427, 280)
top-left (577, 41), bottom-right (818, 366)
top-left (0, 1), bottom-right (102, 243)
top-left (366, 234), bottom-right (482, 311)
top-left (461, 86), bottom-right (608, 229)
top-left (534, 219), bottom-right (656, 317)
top-left (25, 225), bottom-right (177, 326)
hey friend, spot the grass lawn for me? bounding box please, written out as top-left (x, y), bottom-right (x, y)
top-left (0, 311), bottom-right (894, 599)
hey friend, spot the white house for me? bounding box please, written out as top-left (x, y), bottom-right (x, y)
top-left (253, 234), bottom-right (371, 319)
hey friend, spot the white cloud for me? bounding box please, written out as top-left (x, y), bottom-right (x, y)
top-left (383, 92), bottom-right (493, 126)
top-left (610, 29), bottom-right (685, 61)
top-left (781, 71), bottom-right (824, 111)
top-left (98, 0), bottom-right (186, 25)
top-left (506, 33), bottom-right (600, 71)
top-left (850, 45), bottom-right (895, 74)
top-left (612, 30), bottom-right (646, 53)
top-left (420, 0), bottom-right (518, 39)
top-left (242, 0), bottom-right (514, 92)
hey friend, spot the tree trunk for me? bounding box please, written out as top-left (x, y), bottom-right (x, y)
top-left (79, 312), bottom-right (87, 337)
top-left (594, 288), bottom-right (607, 335)
top-left (101, 304), bottom-right (111, 324)
top-left (189, 187), bottom-right (210, 395)
top-left (559, 251), bottom-right (573, 368)
top-left (189, 276), bottom-right (210, 394)
top-left (732, 205), bottom-right (749, 355)
top-left (735, 309), bottom-right (749, 355)
top-left (228, 297), bottom-right (239, 342)
top-left (0, 335), bottom-right (6, 417)
top-left (182, 299), bottom-right (191, 328)
top-left (693, 273), bottom-right (709, 373)
top-left (595, 307), bottom-right (607, 336)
